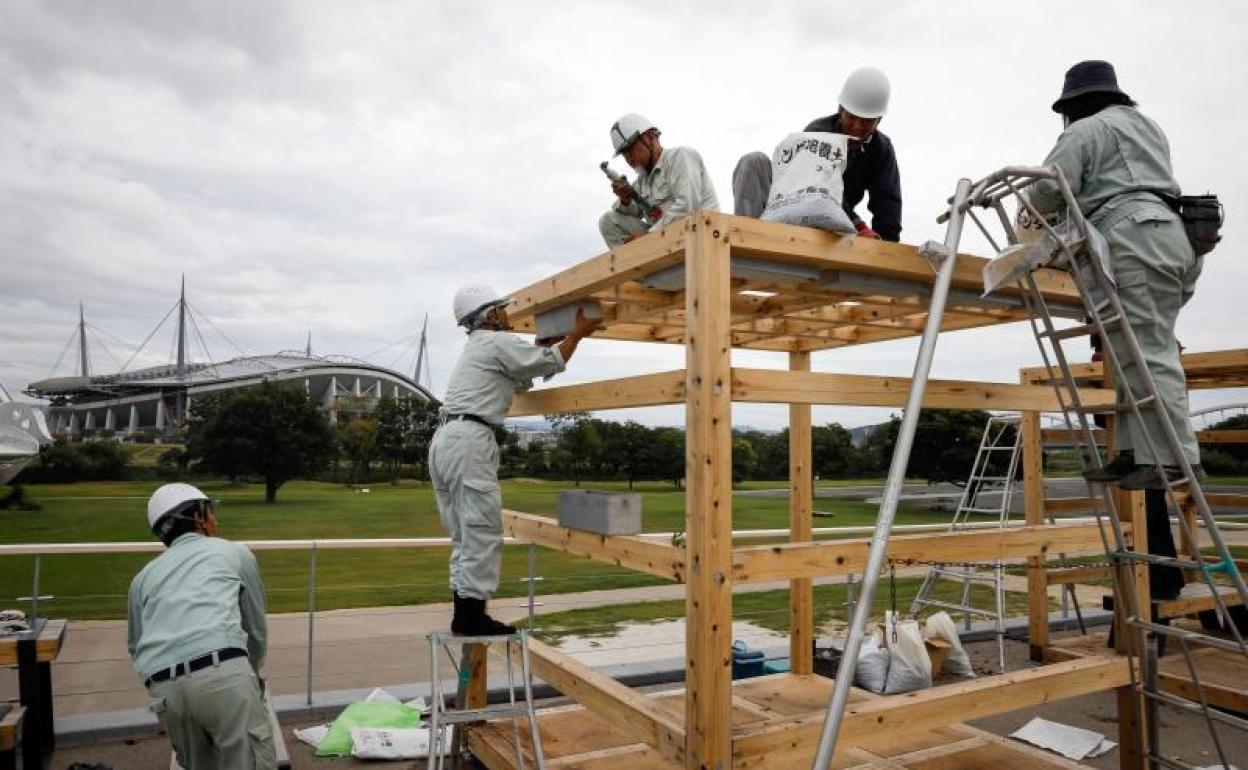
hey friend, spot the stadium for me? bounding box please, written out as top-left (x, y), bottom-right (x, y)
top-left (24, 284), bottom-right (435, 440)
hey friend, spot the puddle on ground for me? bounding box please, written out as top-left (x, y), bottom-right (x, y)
top-left (551, 617), bottom-right (848, 665)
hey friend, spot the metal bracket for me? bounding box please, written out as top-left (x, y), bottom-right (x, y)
top-left (917, 240), bottom-right (952, 272)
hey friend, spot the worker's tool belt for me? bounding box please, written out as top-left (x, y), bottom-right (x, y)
top-left (446, 413), bottom-right (493, 429)
top-left (1162, 192), bottom-right (1223, 257)
top-left (145, 647), bottom-right (247, 686)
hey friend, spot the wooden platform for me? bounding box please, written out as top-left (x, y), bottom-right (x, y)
top-left (1101, 582), bottom-right (1246, 620)
top-left (1048, 632), bottom-right (1248, 714)
top-left (467, 673), bottom-right (1094, 770)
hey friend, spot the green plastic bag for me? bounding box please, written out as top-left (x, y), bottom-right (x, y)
top-left (315, 701), bottom-right (421, 756)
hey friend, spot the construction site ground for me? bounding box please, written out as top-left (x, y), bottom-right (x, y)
top-left (44, 631), bottom-right (1248, 770)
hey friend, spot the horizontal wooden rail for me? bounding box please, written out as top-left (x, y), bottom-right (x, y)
top-left (502, 511), bottom-right (685, 581)
top-left (730, 656), bottom-right (1131, 766)
top-left (730, 522), bottom-right (1117, 582)
top-left (510, 370), bottom-right (686, 416)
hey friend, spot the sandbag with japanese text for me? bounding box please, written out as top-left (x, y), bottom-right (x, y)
top-left (761, 132), bottom-right (856, 234)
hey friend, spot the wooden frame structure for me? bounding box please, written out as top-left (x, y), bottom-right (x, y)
top-left (465, 212), bottom-right (1227, 770)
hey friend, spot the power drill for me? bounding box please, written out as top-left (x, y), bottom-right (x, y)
top-left (599, 162), bottom-right (662, 222)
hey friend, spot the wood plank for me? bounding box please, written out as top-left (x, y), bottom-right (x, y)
top-left (508, 224), bottom-right (688, 318)
top-left (1045, 497), bottom-right (1106, 514)
top-left (0, 705), bottom-right (22, 752)
top-left (0, 618), bottom-right (67, 667)
top-left (502, 511), bottom-right (684, 582)
top-left (1046, 565), bottom-right (1112, 585)
top-left (1196, 429), bottom-right (1248, 444)
top-left (1020, 347), bottom-right (1248, 390)
top-left (502, 637), bottom-right (685, 759)
top-left (1041, 428), bottom-right (1109, 446)
top-left (731, 368), bottom-right (1114, 412)
top-left (789, 351), bottom-right (814, 675)
top-left (721, 213), bottom-right (1081, 304)
top-left (730, 657), bottom-right (1131, 767)
top-left (730, 523), bottom-right (1116, 582)
top-left (1022, 412), bottom-right (1049, 661)
top-left (683, 212), bottom-right (735, 770)
top-left (509, 370), bottom-right (687, 416)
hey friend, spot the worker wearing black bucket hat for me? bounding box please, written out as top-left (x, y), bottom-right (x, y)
top-left (1028, 60), bottom-right (1202, 599)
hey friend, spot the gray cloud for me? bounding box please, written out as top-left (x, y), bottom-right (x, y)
top-left (2, 0), bottom-right (1245, 427)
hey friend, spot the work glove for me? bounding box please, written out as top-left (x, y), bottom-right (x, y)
top-left (855, 220), bottom-right (881, 240)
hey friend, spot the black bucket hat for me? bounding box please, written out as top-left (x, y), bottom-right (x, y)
top-left (1052, 60), bottom-right (1129, 112)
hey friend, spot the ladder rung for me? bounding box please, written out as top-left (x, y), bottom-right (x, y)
top-left (912, 598), bottom-right (999, 617)
top-left (436, 705), bottom-right (534, 724)
top-left (972, 475), bottom-right (1011, 482)
top-left (1042, 317), bottom-right (1122, 341)
top-left (1075, 395), bottom-right (1156, 414)
top-left (926, 569), bottom-right (997, 583)
top-left (959, 507), bottom-right (1005, 514)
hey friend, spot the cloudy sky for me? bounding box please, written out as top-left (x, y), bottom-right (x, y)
top-left (2, 0), bottom-right (1244, 429)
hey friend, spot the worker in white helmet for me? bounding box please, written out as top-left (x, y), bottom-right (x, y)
top-left (733, 67), bottom-right (902, 241)
top-left (599, 113), bottom-right (720, 248)
top-left (431, 285), bottom-right (600, 635)
top-left (127, 483), bottom-right (275, 769)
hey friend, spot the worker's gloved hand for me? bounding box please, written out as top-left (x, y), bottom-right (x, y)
top-left (855, 220), bottom-right (881, 240)
top-left (612, 180), bottom-right (634, 205)
top-left (572, 308), bottom-right (604, 338)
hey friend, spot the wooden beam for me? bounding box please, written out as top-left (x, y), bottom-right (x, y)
top-left (501, 637), bottom-right (685, 759)
top-left (1197, 429), bottom-right (1248, 444)
top-left (730, 522), bottom-right (1114, 582)
top-left (1047, 564), bottom-right (1112, 585)
top-left (730, 368), bottom-right (1114, 412)
top-left (1042, 428), bottom-right (1110, 446)
top-left (720, 213), bottom-right (1081, 305)
top-left (683, 212), bottom-right (735, 770)
top-left (788, 350), bottom-right (813, 675)
top-left (730, 656), bottom-right (1131, 766)
top-left (1020, 347), bottom-right (1248, 390)
top-left (1046, 497), bottom-right (1106, 514)
top-left (1022, 411), bottom-right (1049, 661)
top-left (508, 224), bottom-right (687, 319)
top-left (502, 511), bottom-right (685, 581)
top-left (509, 370), bottom-right (686, 416)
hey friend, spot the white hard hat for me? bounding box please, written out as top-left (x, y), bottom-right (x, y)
top-left (452, 284), bottom-right (509, 327)
top-left (147, 482), bottom-right (209, 530)
top-left (609, 113), bottom-right (658, 156)
top-left (838, 67), bottom-right (891, 119)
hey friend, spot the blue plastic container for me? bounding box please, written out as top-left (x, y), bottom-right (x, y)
top-left (731, 640), bottom-right (766, 679)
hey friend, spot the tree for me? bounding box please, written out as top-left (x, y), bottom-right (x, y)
top-left (812, 423), bottom-right (860, 478)
top-left (549, 412), bottom-right (601, 486)
top-left (339, 418), bottom-right (379, 485)
top-left (601, 420), bottom-right (652, 489)
top-left (651, 427), bottom-right (685, 488)
top-left (732, 437), bottom-right (758, 483)
top-left (187, 381), bottom-right (337, 503)
top-left (374, 395), bottom-right (440, 482)
top-left (867, 409), bottom-right (995, 485)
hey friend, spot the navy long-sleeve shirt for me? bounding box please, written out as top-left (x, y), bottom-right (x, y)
top-left (803, 113), bottom-right (902, 241)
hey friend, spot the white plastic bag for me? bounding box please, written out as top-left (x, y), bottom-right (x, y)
top-left (854, 631), bottom-right (890, 694)
top-left (349, 726), bottom-right (450, 760)
top-left (761, 132), bottom-right (856, 234)
top-left (922, 611), bottom-right (975, 677)
top-left (882, 612), bottom-right (932, 694)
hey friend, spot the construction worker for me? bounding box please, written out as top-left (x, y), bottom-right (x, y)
top-left (431, 285), bottom-right (600, 634)
top-left (733, 67), bottom-right (902, 241)
top-left (128, 483), bottom-right (275, 769)
top-left (599, 113), bottom-right (719, 247)
top-left (1027, 60), bottom-right (1203, 493)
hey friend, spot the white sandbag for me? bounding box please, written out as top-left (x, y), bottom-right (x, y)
top-left (349, 725), bottom-right (451, 760)
top-left (760, 132), bottom-right (856, 234)
top-left (882, 612), bottom-right (932, 694)
top-left (854, 631), bottom-right (890, 694)
top-left (292, 724), bottom-right (330, 749)
top-left (923, 611), bottom-right (975, 677)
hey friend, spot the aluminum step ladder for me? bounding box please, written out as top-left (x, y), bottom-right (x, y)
top-left (910, 414), bottom-right (1020, 672)
top-left (944, 165), bottom-right (1247, 770)
top-left (427, 630), bottom-right (546, 770)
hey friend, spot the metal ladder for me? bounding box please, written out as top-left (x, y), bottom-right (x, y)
top-left (427, 630), bottom-right (546, 770)
top-left (910, 414), bottom-right (1020, 672)
top-left (951, 165), bottom-right (1248, 770)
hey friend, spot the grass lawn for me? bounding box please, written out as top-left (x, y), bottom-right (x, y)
top-left (0, 479), bottom-right (952, 621)
top-left (533, 577), bottom-right (1041, 641)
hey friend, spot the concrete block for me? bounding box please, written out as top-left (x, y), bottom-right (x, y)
top-left (557, 490), bottom-right (642, 535)
top-left (534, 300), bottom-right (603, 342)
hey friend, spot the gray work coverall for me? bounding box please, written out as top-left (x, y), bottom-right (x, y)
top-left (599, 145), bottom-right (720, 247)
top-left (430, 329), bottom-right (566, 599)
top-left (128, 533), bottom-right (275, 770)
top-left (1029, 104), bottom-right (1201, 467)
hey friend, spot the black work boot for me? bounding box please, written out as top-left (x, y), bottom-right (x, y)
top-left (451, 595), bottom-right (516, 636)
top-left (1082, 452), bottom-right (1135, 483)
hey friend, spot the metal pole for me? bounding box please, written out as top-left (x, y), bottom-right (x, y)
top-left (306, 543), bottom-right (317, 707)
top-left (30, 555), bottom-right (40, 620)
top-left (527, 543), bottom-right (537, 631)
top-left (812, 177), bottom-right (973, 770)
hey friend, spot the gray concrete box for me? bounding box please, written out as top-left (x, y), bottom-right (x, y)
top-left (557, 490), bottom-right (642, 535)
top-left (534, 300), bottom-right (604, 342)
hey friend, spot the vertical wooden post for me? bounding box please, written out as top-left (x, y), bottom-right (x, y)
top-left (684, 214), bottom-right (734, 770)
top-left (1127, 490), bottom-right (1151, 626)
top-left (463, 643), bottom-right (488, 708)
top-left (1114, 488), bottom-right (1149, 770)
top-left (1116, 684), bottom-right (1145, 770)
top-left (788, 350), bottom-right (813, 675)
top-left (1021, 410), bottom-right (1049, 661)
